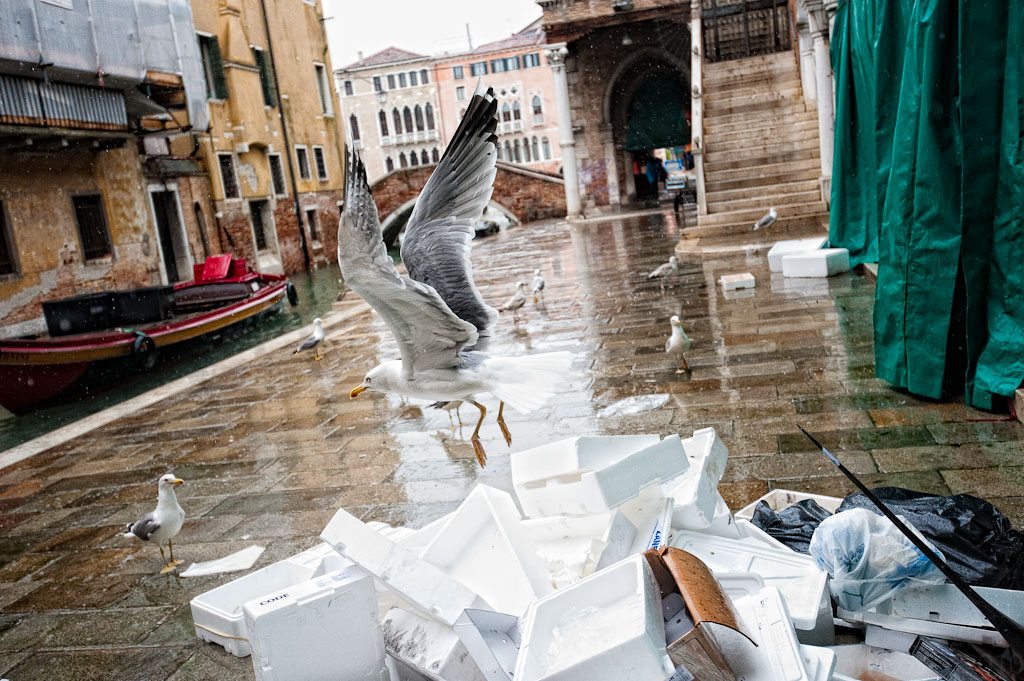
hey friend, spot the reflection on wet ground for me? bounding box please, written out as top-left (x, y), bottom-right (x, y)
top-left (1, 210), bottom-right (1022, 679)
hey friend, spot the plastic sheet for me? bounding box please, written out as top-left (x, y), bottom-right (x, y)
top-left (751, 499), bottom-right (833, 554)
top-left (597, 394), bottom-right (670, 417)
top-left (181, 545), bottom-right (265, 577)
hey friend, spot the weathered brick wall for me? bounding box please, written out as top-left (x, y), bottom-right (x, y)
top-left (276, 189), bottom-right (343, 273)
top-left (272, 201), bottom-right (303, 274)
top-left (174, 175), bottom-right (222, 265)
top-left (214, 200), bottom-right (257, 267)
top-left (543, 0), bottom-right (686, 26)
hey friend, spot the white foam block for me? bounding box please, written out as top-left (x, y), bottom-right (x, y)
top-left (512, 435), bottom-right (661, 488)
top-left (665, 428), bottom-right (728, 530)
top-left (521, 511), bottom-right (638, 588)
top-left (716, 586), bottom-right (811, 681)
top-left (382, 608), bottom-right (486, 681)
top-left (781, 248), bottom-right (850, 278)
top-left (719, 272), bottom-right (756, 291)
top-left (245, 569), bottom-right (388, 681)
top-left (420, 485), bottom-right (552, 617)
top-left (321, 508), bottom-right (489, 626)
top-left (513, 435), bottom-right (687, 518)
top-left (515, 555), bottom-right (674, 681)
top-left (767, 237), bottom-right (828, 272)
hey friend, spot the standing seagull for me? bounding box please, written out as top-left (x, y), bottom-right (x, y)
top-left (499, 282), bottom-right (528, 322)
top-left (293, 317), bottom-right (325, 360)
top-left (665, 315), bottom-right (692, 374)
top-left (648, 255), bottom-right (679, 291)
top-left (753, 207), bottom-right (777, 230)
top-left (124, 474), bottom-right (186, 574)
top-left (531, 269), bottom-right (545, 304)
top-left (340, 84), bottom-right (571, 466)
top-left (431, 400), bottom-right (464, 429)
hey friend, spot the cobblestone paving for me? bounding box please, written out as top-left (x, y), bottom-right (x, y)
top-left (1, 210), bottom-right (1022, 679)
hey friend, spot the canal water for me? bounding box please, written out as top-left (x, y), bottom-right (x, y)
top-left (0, 263), bottom-right (346, 452)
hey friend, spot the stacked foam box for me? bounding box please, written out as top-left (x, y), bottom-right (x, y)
top-left (781, 248), bottom-right (851, 278)
top-left (767, 237), bottom-right (828, 272)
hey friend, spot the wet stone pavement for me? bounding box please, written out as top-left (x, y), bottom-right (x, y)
top-left (2, 210), bottom-right (1023, 679)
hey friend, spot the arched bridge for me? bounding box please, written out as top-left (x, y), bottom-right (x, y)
top-left (370, 161), bottom-right (567, 246)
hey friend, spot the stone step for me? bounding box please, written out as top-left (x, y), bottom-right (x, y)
top-left (705, 157), bottom-right (820, 183)
top-left (707, 82), bottom-right (804, 101)
top-left (705, 145), bottom-right (820, 172)
top-left (704, 67), bottom-right (802, 90)
top-left (706, 137), bottom-right (819, 163)
top-left (696, 200), bottom-right (828, 226)
top-left (705, 53), bottom-right (798, 80)
top-left (706, 189), bottom-right (823, 214)
top-left (706, 165), bottom-right (822, 193)
top-left (704, 88), bottom-right (804, 113)
top-left (705, 178), bottom-right (822, 204)
top-left (677, 221), bottom-right (829, 254)
top-left (707, 124), bottom-right (820, 152)
top-left (704, 102), bottom-right (812, 126)
top-left (705, 113), bottom-right (818, 137)
top-left (688, 213), bottom-right (829, 239)
top-left (704, 92), bottom-right (807, 117)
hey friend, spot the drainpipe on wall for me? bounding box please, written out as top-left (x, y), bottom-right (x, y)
top-left (258, 0), bottom-right (311, 270)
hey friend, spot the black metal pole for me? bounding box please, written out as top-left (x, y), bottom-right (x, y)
top-left (797, 426), bottom-right (1024, 653)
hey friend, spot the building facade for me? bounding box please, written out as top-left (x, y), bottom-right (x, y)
top-left (334, 48), bottom-right (442, 184)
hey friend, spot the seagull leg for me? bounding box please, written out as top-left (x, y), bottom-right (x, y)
top-left (456, 406), bottom-right (464, 428)
top-left (496, 401), bottom-right (512, 447)
top-left (158, 545), bottom-right (175, 574)
top-left (469, 401), bottom-right (488, 467)
top-left (447, 410), bottom-right (455, 430)
top-left (314, 346), bottom-right (321, 361)
top-left (676, 355), bottom-right (690, 374)
top-left (168, 540), bottom-right (183, 567)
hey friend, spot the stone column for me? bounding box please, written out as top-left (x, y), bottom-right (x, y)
top-left (806, 2), bottom-right (834, 193)
top-left (600, 124), bottom-right (621, 206)
top-left (547, 46), bottom-right (582, 218)
top-left (690, 0), bottom-right (707, 215)
top-left (621, 148), bottom-right (636, 203)
top-left (797, 20), bottom-right (817, 106)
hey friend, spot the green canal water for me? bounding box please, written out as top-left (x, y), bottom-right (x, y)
top-left (0, 263), bottom-right (346, 452)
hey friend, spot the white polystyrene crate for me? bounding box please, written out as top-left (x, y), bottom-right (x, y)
top-left (736, 489), bottom-right (843, 522)
top-left (828, 644), bottom-right (940, 681)
top-left (735, 519), bottom-right (790, 552)
top-left (781, 248), bottom-right (850, 278)
top-left (665, 428), bottom-right (728, 530)
top-left (382, 607), bottom-right (487, 681)
top-left (767, 237), bottom-right (828, 272)
top-left (244, 568), bottom-right (388, 681)
top-left (720, 272), bottom-right (756, 291)
top-left (511, 434), bottom-right (661, 486)
top-left (512, 435), bottom-right (687, 518)
top-left (715, 586), bottom-right (811, 681)
top-left (190, 543), bottom-right (354, 657)
top-left (515, 555), bottom-right (674, 681)
top-left (883, 583), bottom-right (1024, 629)
top-left (321, 508), bottom-right (489, 626)
top-left (420, 485), bottom-right (552, 617)
top-left (799, 645), bottom-right (836, 681)
top-left (521, 510), bottom-right (637, 588)
top-left (395, 512), bottom-right (453, 556)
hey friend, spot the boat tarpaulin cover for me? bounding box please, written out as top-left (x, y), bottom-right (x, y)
top-left (828, 0), bottom-right (1024, 409)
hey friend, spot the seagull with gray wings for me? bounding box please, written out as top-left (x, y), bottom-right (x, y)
top-left (293, 317), bottom-right (325, 360)
top-left (340, 84), bottom-right (571, 466)
top-left (753, 207), bottom-right (777, 230)
top-left (124, 474), bottom-right (185, 574)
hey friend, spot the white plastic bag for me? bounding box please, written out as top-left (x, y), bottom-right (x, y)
top-left (808, 508), bottom-right (945, 611)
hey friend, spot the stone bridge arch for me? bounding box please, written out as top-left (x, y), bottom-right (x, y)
top-left (368, 162), bottom-right (566, 246)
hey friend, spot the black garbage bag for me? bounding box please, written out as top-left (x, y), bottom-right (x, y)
top-left (838, 487), bottom-right (1024, 589)
top-left (751, 499), bottom-right (833, 554)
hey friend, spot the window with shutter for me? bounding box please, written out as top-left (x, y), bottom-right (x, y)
top-left (72, 195), bottom-right (113, 260)
top-left (0, 202), bottom-right (17, 276)
top-left (218, 154), bottom-right (239, 198)
top-left (253, 48), bottom-right (276, 106)
top-left (198, 34), bottom-right (229, 99)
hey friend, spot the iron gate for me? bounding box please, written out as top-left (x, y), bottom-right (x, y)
top-left (702, 0), bottom-right (792, 63)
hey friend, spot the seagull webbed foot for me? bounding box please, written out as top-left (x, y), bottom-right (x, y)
top-left (159, 563), bottom-right (178, 574)
top-left (471, 437), bottom-right (488, 467)
top-left (497, 402), bottom-right (512, 447)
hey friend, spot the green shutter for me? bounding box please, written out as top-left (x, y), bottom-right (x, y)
top-left (206, 36), bottom-right (229, 100)
top-left (254, 49), bottom-right (277, 107)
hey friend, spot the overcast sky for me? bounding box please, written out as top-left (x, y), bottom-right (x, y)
top-left (322, 0), bottom-right (544, 70)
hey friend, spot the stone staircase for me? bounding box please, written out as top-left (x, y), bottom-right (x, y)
top-left (681, 51), bottom-right (829, 250)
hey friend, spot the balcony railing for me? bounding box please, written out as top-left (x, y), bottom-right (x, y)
top-left (0, 75), bottom-right (129, 131)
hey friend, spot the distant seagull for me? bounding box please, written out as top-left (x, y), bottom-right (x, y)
top-left (124, 474), bottom-right (185, 574)
top-left (431, 400), bottom-right (464, 429)
top-left (753, 207), bottom-right (778, 230)
top-left (293, 317), bottom-right (325, 360)
top-left (665, 315), bottom-right (692, 374)
top-left (648, 255), bottom-right (679, 291)
top-left (499, 282), bottom-right (528, 323)
top-left (531, 269), bottom-right (545, 304)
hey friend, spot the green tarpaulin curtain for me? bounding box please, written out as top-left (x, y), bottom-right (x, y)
top-left (829, 0), bottom-right (1024, 409)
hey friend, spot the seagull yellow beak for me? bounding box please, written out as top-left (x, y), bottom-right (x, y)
top-left (172, 478), bottom-right (184, 485)
top-left (350, 385), bottom-right (367, 398)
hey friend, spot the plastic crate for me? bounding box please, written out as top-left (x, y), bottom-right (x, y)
top-left (112, 286), bottom-right (175, 324)
top-left (42, 292), bottom-right (116, 336)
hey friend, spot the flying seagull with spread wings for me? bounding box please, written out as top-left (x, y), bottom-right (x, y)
top-left (339, 84), bottom-right (571, 466)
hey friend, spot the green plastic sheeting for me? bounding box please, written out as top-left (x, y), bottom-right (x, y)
top-left (829, 0), bottom-right (1024, 409)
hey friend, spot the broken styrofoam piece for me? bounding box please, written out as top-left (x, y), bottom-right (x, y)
top-left (828, 644), bottom-right (941, 681)
top-left (181, 545), bottom-right (265, 577)
top-left (453, 609), bottom-right (521, 681)
top-left (735, 519), bottom-right (790, 552)
top-left (664, 428), bottom-right (728, 531)
top-left (515, 555), bottom-right (674, 681)
top-left (630, 496), bottom-right (674, 555)
top-left (521, 511), bottom-right (637, 588)
top-left (702, 493), bottom-right (742, 540)
top-left (719, 272), bottom-right (756, 291)
top-left (735, 489), bottom-right (842, 522)
top-left (835, 605), bottom-right (1011, 648)
top-left (597, 394), bottom-right (670, 417)
top-left (321, 508), bottom-right (489, 626)
top-left (190, 544), bottom-right (356, 657)
top-left (245, 568), bottom-right (388, 681)
top-left (781, 248), bottom-right (850, 278)
top-left (512, 435), bottom-right (687, 518)
top-left (799, 645), bottom-right (837, 681)
top-left (420, 485), bottom-right (552, 617)
top-left (882, 582), bottom-right (1024, 629)
top-left (669, 530), bottom-right (828, 636)
top-left (715, 586), bottom-right (812, 681)
top-left (394, 513), bottom-right (454, 556)
top-left (767, 237), bottom-right (828, 272)
top-left (382, 608), bottom-right (487, 681)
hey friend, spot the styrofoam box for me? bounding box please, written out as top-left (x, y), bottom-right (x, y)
top-left (190, 542), bottom-right (353, 657)
top-left (521, 510), bottom-right (637, 588)
top-left (720, 272), bottom-right (756, 291)
top-left (382, 607), bottom-right (486, 681)
top-left (665, 429), bottom-right (729, 530)
top-left (835, 605), bottom-right (1010, 647)
top-left (799, 645), bottom-right (836, 681)
top-left (735, 519), bottom-right (790, 552)
top-left (828, 644), bottom-right (940, 681)
top-left (245, 568), bottom-right (388, 681)
top-left (767, 237), bottom-right (828, 272)
top-left (715, 586), bottom-right (811, 681)
top-left (515, 555), bottom-right (674, 681)
top-left (883, 582), bottom-right (1024, 629)
top-left (781, 248), bottom-right (850, 278)
top-left (735, 489), bottom-right (843, 522)
top-left (420, 485), bottom-right (552, 617)
top-left (512, 435), bottom-right (686, 518)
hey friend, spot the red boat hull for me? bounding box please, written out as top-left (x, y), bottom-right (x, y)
top-left (0, 363), bottom-right (89, 412)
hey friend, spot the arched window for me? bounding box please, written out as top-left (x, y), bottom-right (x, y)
top-left (523, 138), bottom-right (531, 162)
top-left (421, 150), bottom-right (429, 165)
top-left (496, 144), bottom-right (503, 161)
top-left (504, 140), bottom-right (512, 160)
top-left (513, 139), bottom-right (521, 162)
top-left (409, 151), bottom-right (418, 167)
top-left (386, 156), bottom-right (394, 172)
top-left (532, 136), bottom-right (539, 160)
top-left (424, 103), bottom-right (435, 130)
top-left (414, 105), bottom-right (424, 131)
top-left (532, 95), bottom-right (542, 116)
top-left (399, 152), bottom-right (407, 168)
top-left (403, 107), bottom-right (413, 133)
top-left (431, 147), bottom-right (439, 163)
top-left (349, 114), bottom-right (360, 141)
top-left (392, 108), bottom-right (402, 135)
top-left (378, 110), bottom-right (389, 137)
top-left (512, 101), bottom-right (521, 121)
top-left (542, 137), bottom-right (551, 159)
top-left (501, 102), bottom-right (511, 122)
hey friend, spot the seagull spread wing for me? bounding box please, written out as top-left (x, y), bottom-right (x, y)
top-left (130, 513), bottom-right (160, 541)
top-left (338, 149), bottom-right (478, 376)
top-left (401, 83), bottom-right (499, 349)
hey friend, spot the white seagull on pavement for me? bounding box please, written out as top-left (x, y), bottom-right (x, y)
top-left (531, 269), bottom-right (545, 303)
top-left (753, 207), bottom-right (778, 230)
top-left (293, 317), bottom-right (325, 360)
top-left (124, 474), bottom-right (186, 574)
top-left (648, 255), bottom-right (679, 291)
top-left (665, 315), bottom-right (692, 373)
top-left (499, 282), bottom-right (528, 323)
top-left (340, 84), bottom-right (571, 466)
